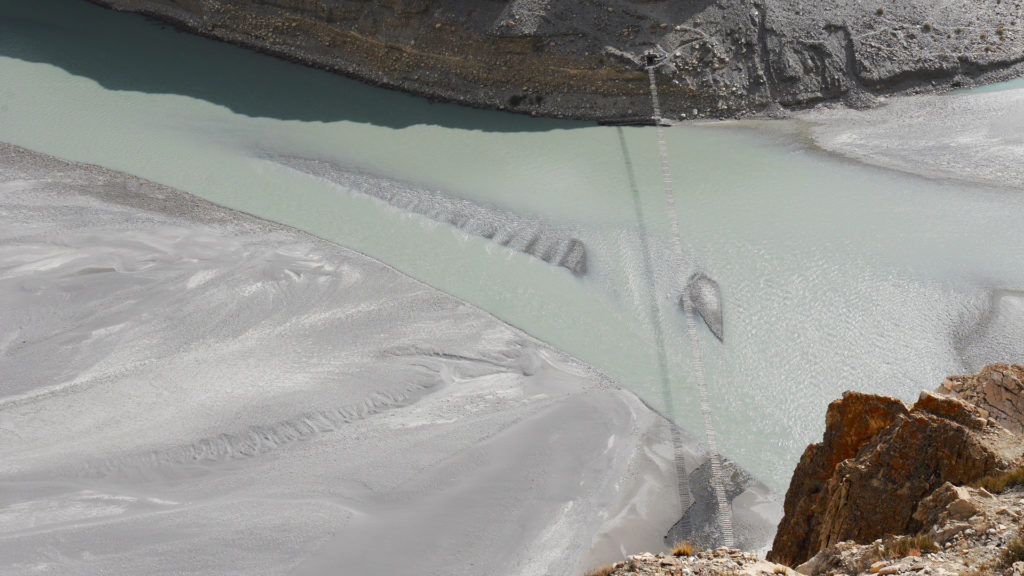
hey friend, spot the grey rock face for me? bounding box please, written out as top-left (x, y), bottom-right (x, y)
top-left (86, 0), bottom-right (1024, 120)
top-left (684, 272), bottom-right (723, 342)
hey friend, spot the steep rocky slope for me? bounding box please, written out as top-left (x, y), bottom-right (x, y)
top-left (591, 486), bottom-right (1024, 576)
top-left (86, 0), bottom-right (1024, 120)
top-left (590, 548), bottom-right (794, 576)
top-left (793, 484), bottom-right (1024, 576)
top-left (589, 366), bottom-right (1024, 576)
top-left (769, 364), bottom-right (1024, 568)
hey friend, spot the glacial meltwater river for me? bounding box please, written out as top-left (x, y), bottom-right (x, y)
top-left (2, 0), bottom-right (1023, 491)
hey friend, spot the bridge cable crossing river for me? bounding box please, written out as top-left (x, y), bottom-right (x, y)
top-left (647, 65), bottom-right (735, 548)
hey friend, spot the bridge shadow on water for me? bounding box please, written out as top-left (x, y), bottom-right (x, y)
top-left (0, 0), bottom-right (590, 132)
top-left (616, 126), bottom-right (696, 537)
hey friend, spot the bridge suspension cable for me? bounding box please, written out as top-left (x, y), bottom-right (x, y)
top-left (646, 64), bottom-right (735, 548)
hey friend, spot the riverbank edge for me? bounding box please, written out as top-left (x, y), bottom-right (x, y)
top-left (83, 0), bottom-right (1024, 123)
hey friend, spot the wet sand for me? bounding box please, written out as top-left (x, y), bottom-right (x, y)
top-left (799, 85), bottom-right (1024, 192)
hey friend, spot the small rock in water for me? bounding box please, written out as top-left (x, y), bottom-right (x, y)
top-left (683, 272), bottom-right (724, 342)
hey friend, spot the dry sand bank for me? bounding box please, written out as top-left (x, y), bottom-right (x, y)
top-left (0, 143), bottom-right (776, 575)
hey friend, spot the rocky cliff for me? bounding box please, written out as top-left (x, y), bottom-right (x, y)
top-left (589, 366), bottom-right (1024, 576)
top-left (769, 364), bottom-right (1024, 568)
top-left (86, 0), bottom-right (1024, 120)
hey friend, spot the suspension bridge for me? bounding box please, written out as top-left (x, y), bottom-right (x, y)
top-left (645, 60), bottom-right (735, 548)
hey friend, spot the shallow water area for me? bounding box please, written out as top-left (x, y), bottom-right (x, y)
top-left (2, 0), bottom-right (1023, 500)
top-left (962, 77), bottom-right (1024, 93)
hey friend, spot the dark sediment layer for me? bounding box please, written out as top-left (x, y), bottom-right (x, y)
top-left (86, 0), bottom-right (1024, 120)
top-left (270, 155), bottom-right (588, 275)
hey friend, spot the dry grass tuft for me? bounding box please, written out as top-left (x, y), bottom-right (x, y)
top-left (962, 561), bottom-right (997, 576)
top-left (773, 565), bottom-right (789, 574)
top-left (976, 467), bottom-right (1024, 494)
top-left (883, 534), bottom-right (938, 558)
top-left (584, 565), bottom-right (616, 576)
top-left (1003, 534), bottom-right (1024, 567)
top-left (671, 541), bottom-right (697, 557)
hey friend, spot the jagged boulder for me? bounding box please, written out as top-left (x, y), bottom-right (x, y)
top-left (769, 368), bottom-right (1024, 567)
top-left (767, 392), bottom-right (909, 566)
top-left (940, 364), bottom-right (1024, 435)
top-left (912, 482), bottom-right (985, 531)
